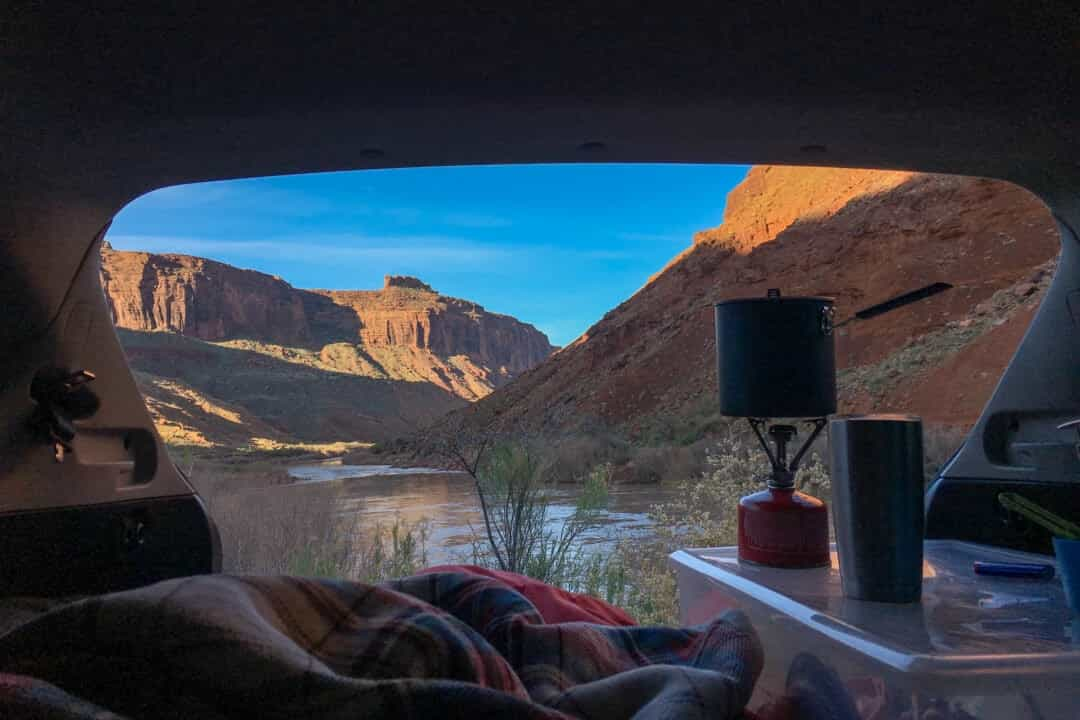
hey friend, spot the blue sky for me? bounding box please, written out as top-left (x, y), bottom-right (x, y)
top-left (106, 164), bottom-right (750, 346)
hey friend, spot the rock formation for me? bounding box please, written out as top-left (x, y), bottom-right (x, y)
top-left (100, 248), bottom-right (554, 446)
top-left (101, 248), bottom-right (553, 391)
top-left (101, 250), bottom-right (311, 345)
top-left (313, 286), bottom-right (554, 379)
top-left (442, 166), bottom-right (1060, 436)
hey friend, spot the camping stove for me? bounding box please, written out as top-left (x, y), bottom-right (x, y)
top-left (738, 420), bottom-right (830, 567)
top-left (715, 290), bottom-right (835, 568)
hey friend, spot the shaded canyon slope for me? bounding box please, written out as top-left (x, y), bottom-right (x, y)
top-left (439, 166), bottom-right (1060, 438)
top-left (100, 247), bottom-right (554, 448)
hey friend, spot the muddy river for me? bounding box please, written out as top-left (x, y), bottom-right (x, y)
top-left (287, 459), bottom-right (677, 564)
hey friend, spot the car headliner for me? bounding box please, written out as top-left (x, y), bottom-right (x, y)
top-left (6, 3), bottom-right (1079, 183)
top-left (4, 2), bottom-right (1079, 326)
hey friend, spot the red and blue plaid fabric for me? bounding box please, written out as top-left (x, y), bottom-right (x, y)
top-left (0, 572), bottom-right (761, 718)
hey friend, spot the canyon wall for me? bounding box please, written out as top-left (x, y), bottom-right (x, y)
top-left (443, 167), bottom-right (1060, 436)
top-left (100, 247), bottom-right (554, 446)
top-left (101, 247), bottom-right (554, 393)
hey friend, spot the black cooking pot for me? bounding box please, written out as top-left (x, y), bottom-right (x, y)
top-left (715, 290), bottom-right (836, 418)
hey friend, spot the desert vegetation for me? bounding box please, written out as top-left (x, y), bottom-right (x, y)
top-left (188, 459), bottom-right (430, 580)
top-left (181, 418), bottom-right (967, 625)
top-left (461, 420), bottom-right (959, 624)
top-left (457, 426), bottom-right (832, 625)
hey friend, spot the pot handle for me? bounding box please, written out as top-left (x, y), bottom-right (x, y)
top-left (821, 305), bottom-right (835, 336)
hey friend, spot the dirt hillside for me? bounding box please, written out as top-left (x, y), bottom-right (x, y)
top-left (440, 166), bottom-right (1059, 438)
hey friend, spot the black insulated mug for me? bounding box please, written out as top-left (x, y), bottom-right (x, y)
top-left (829, 414), bottom-right (925, 603)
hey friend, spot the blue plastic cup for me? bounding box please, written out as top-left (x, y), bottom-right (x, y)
top-left (1053, 537), bottom-right (1080, 615)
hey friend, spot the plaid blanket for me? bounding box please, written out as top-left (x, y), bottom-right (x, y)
top-left (0, 572), bottom-right (762, 719)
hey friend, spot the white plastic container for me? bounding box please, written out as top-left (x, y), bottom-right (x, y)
top-left (671, 540), bottom-right (1079, 719)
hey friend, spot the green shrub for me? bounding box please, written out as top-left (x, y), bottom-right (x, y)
top-left (192, 459), bottom-right (429, 582)
top-left (352, 518), bottom-right (431, 583)
top-left (596, 428), bottom-right (831, 625)
top-left (539, 432), bottom-right (632, 485)
top-left (470, 442), bottom-right (611, 585)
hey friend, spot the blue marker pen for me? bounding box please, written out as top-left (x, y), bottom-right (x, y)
top-left (973, 561), bottom-right (1055, 580)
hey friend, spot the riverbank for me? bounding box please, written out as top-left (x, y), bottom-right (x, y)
top-left (169, 440), bottom-right (376, 496)
top-left (182, 445), bottom-right (675, 581)
top-left (202, 451), bottom-right (672, 564)
top-left (288, 459), bottom-right (462, 484)
top-left (176, 425), bottom-right (966, 626)
top-left (345, 423), bottom-right (718, 487)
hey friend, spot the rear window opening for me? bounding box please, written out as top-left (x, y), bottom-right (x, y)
top-left (101, 163), bottom-right (1062, 619)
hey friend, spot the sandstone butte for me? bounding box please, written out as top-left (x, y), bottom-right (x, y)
top-left (442, 165), bottom-right (1060, 438)
top-left (100, 246), bottom-right (554, 447)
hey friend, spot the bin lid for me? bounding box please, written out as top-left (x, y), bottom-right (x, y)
top-left (671, 540), bottom-right (1079, 679)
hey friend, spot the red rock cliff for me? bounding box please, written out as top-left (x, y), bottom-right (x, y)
top-left (101, 249), bottom-right (554, 395)
top-left (315, 276), bottom-right (553, 377)
top-left (101, 249), bottom-right (311, 345)
top-left (444, 166), bottom-right (1060, 434)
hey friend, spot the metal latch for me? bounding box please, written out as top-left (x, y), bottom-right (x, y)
top-left (28, 368), bottom-right (99, 462)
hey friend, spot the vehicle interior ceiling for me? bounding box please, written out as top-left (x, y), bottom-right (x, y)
top-left (1, 2), bottom-right (1079, 594)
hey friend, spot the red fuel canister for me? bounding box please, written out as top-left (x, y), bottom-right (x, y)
top-left (738, 486), bottom-right (830, 568)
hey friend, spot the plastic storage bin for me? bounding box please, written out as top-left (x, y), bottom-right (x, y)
top-left (671, 540), bottom-right (1079, 719)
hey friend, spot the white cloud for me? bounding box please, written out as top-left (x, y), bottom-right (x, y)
top-left (441, 213), bottom-right (513, 229)
top-left (104, 233), bottom-right (659, 290)
top-left (105, 233), bottom-right (514, 270)
top-left (130, 181), bottom-right (341, 217)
